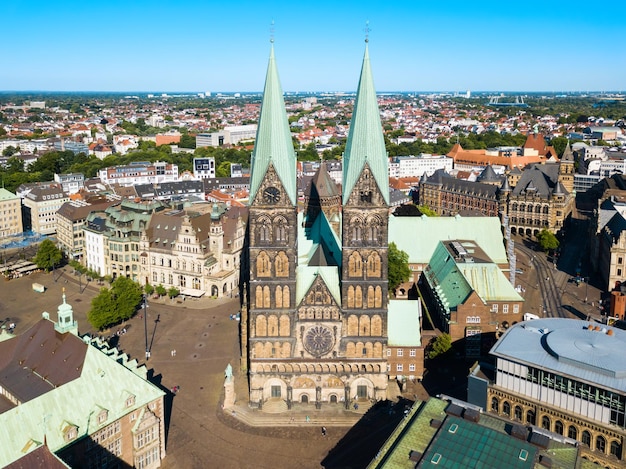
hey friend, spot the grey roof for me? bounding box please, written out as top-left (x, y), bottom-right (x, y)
top-left (511, 163), bottom-right (567, 199)
top-left (476, 164), bottom-right (501, 183)
top-left (490, 318), bottom-right (626, 393)
top-left (424, 170), bottom-right (499, 198)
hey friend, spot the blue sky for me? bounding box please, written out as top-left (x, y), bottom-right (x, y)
top-left (2, 0), bottom-right (625, 92)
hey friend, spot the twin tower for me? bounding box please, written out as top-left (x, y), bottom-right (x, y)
top-left (244, 42), bottom-right (390, 410)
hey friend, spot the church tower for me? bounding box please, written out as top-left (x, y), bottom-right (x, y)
top-left (340, 41), bottom-right (389, 401)
top-left (247, 42), bottom-right (299, 407)
top-left (245, 40), bottom-right (389, 411)
top-left (558, 141), bottom-right (575, 193)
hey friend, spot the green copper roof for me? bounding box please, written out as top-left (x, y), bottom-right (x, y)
top-left (387, 300), bottom-right (421, 347)
top-left (249, 44), bottom-right (297, 205)
top-left (389, 215), bottom-right (508, 266)
top-left (343, 44), bottom-right (389, 205)
top-left (0, 321), bottom-right (164, 467)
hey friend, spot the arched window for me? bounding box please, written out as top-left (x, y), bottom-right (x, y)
top-left (275, 251), bottom-right (289, 277)
top-left (541, 415), bottom-right (551, 430)
top-left (514, 405), bottom-right (522, 421)
top-left (554, 420), bottom-right (563, 435)
top-left (491, 397), bottom-right (499, 412)
top-left (347, 286), bottom-right (355, 308)
top-left (502, 401), bottom-right (511, 416)
top-left (256, 251), bottom-right (271, 277)
top-left (596, 435), bottom-right (606, 454)
top-left (275, 217), bottom-right (287, 242)
top-left (282, 286), bottom-right (289, 308)
top-left (610, 440), bottom-right (622, 459)
top-left (582, 430), bottom-right (591, 446)
top-left (526, 410), bottom-right (536, 425)
top-left (567, 425), bottom-right (578, 440)
top-left (355, 286), bottom-right (363, 308)
top-left (367, 252), bottom-right (382, 277)
top-left (348, 252), bottom-right (362, 277)
top-left (275, 286), bottom-right (283, 308)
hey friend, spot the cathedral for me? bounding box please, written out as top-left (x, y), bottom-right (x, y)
top-left (243, 40), bottom-right (390, 410)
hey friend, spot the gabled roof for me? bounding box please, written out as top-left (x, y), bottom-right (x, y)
top-left (342, 44), bottom-right (389, 205)
top-left (511, 163), bottom-right (567, 198)
top-left (249, 44), bottom-right (297, 205)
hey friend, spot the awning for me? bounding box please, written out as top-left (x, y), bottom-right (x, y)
top-left (180, 288), bottom-right (205, 298)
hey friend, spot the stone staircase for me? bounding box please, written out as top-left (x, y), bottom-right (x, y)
top-left (261, 398), bottom-right (289, 414)
top-left (349, 399), bottom-right (374, 415)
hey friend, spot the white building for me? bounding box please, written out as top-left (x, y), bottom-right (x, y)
top-left (84, 217), bottom-right (107, 276)
top-left (196, 124), bottom-right (257, 148)
top-left (388, 154), bottom-right (454, 178)
top-left (98, 161), bottom-right (179, 186)
top-left (193, 157), bottom-right (216, 179)
top-left (21, 185), bottom-right (69, 235)
top-left (54, 173), bottom-right (84, 194)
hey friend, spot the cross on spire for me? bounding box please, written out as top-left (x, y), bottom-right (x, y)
top-left (364, 21), bottom-right (370, 43)
top-left (270, 20), bottom-right (275, 43)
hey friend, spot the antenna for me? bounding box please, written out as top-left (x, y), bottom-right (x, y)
top-left (364, 21), bottom-right (370, 43)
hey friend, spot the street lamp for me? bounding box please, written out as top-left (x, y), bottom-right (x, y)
top-left (144, 277), bottom-right (150, 361)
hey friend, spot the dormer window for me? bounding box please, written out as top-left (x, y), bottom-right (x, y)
top-left (97, 409), bottom-right (108, 424)
top-left (126, 395), bottom-right (136, 408)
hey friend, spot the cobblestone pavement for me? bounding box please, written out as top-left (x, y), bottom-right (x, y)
top-left (2, 269), bottom-right (426, 468)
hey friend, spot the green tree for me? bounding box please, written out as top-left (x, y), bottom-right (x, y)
top-left (33, 239), bottom-right (63, 272)
top-left (536, 229), bottom-right (559, 252)
top-left (428, 333), bottom-right (452, 359)
top-left (388, 242), bottom-right (411, 294)
top-left (417, 205), bottom-right (438, 216)
top-left (88, 288), bottom-right (117, 330)
top-left (144, 283), bottom-right (155, 296)
top-left (168, 286), bottom-right (180, 298)
top-left (179, 134), bottom-right (196, 149)
top-left (155, 284), bottom-right (167, 297)
top-left (216, 161), bottom-right (231, 177)
top-left (87, 276), bottom-right (143, 330)
top-left (2, 146), bottom-right (18, 157)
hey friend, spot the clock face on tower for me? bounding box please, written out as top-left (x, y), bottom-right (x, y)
top-left (263, 186), bottom-right (280, 204)
top-left (304, 325), bottom-right (334, 357)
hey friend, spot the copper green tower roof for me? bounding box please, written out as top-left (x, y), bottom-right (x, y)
top-left (249, 43), bottom-right (297, 205)
top-left (342, 43), bottom-right (389, 205)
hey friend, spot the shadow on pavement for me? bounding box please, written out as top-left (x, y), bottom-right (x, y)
top-left (322, 398), bottom-right (414, 469)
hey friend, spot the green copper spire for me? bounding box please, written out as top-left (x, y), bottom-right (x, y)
top-left (342, 44), bottom-right (389, 205)
top-left (249, 43), bottom-right (297, 205)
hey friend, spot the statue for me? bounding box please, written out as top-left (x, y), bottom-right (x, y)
top-left (223, 363), bottom-right (235, 409)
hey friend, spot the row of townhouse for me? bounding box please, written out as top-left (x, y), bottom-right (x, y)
top-left (81, 199), bottom-right (246, 298)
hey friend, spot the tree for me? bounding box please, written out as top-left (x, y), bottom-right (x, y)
top-left (87, 276), bottom-right (143, 330)
top-left (428, 333), bottom-right (452, 359)
top-left (168, 287), bottom-right (180, 298)
top-left (536, 229), bottom-right (559, 252)
top-left (155, 284), bottom-right (167, 297)
top-left (144, 283), bottom-right (155, 296)
top-left (179, 134), bottom-right (196, 149)
top-left (388, 242), bottom-right (411, 294)
top-left (216, 161), bottom-right (231, 177)
top-left (88, 288), bottom-right (117, 330)
top-left (34, 239), bottom-right (63, 272)
top-left (417, 205), bottom-right (438, 217)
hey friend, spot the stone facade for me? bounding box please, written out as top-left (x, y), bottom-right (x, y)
top-left (244, 45), bottom-right (390, 411)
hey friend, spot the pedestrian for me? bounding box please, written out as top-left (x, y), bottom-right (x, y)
top-left (306, 415), bottom-right (310, 423)
top-left (321, 426), bottom-right (327, 436)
